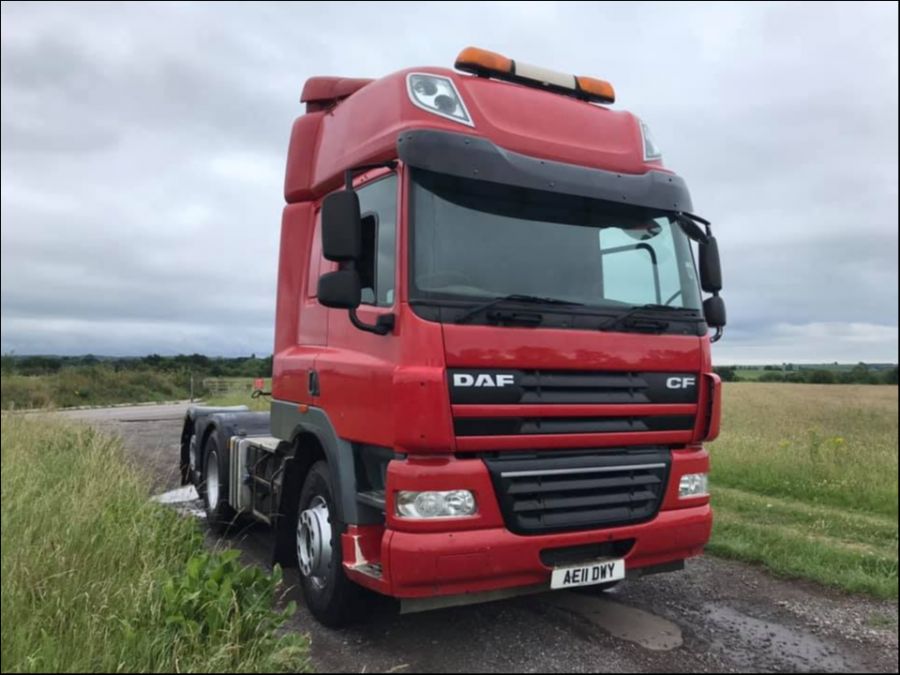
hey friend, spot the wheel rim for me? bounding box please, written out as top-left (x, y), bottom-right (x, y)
top-left (207, 450), bottom-right (219, 510)
top-left (297, 495), bottom-right (333, 589)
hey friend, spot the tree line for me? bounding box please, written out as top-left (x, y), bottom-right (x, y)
top-left (1, 353), bottom-right (273, 378)
top-left (714, 364), bottom-right (898, 385)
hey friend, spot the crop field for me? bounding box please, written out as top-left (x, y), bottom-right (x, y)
top-left (0, 415), bottom-right (309, 673)
top-left (709, 383), bottom-right (898, 598)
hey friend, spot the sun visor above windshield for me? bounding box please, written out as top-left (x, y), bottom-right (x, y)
top-left (397, 129), bottom-right (693, 213)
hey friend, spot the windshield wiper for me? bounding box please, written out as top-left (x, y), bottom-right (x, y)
top-left (599, 304), bottom-right (699, 332)
top-left (455, 294), bottom-right (584, 324)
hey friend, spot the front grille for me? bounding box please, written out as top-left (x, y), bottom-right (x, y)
top-left (449, 370), bottom-right (699, 405)
top-left (483, 448), bottom-right (670, 535)
top-left (449, 370), bottom-right (699, 445)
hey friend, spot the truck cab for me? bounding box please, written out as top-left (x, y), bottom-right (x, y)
top-left (180, 47), bottom-right (726, 627)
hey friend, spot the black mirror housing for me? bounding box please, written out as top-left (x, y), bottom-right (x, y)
top-left (321, 191), bottom-right (362, 262)
top-left (703, 294), bottom-right (727, 328)
top-left (699, 236), bottom-right (723, 293)
top-left (317, 270), bottom-right (361, 309)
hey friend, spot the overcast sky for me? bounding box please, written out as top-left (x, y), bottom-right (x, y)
top-left (1, 1), bottom-right (898, 364)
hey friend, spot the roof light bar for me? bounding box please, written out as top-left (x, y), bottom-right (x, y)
top-left (455, 46), bottom-right (615, 104)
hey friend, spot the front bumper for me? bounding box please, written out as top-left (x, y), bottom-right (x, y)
top-left (344, 448), bottom-right (712, 599)
top-left (383, 503), bottom-right (711, 598)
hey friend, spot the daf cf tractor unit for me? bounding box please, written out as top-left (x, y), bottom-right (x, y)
top-left (180, 47), bottom-right (727, 627)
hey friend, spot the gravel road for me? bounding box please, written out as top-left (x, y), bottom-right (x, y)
top-left (57, 403), bottom-right (899, 673)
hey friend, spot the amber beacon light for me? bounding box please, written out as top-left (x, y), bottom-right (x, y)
top-left (454, 46), bottom-right (616, 104)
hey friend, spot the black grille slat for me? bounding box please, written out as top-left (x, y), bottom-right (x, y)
top-left (484, 449), bottom-right (670, 535)
top-left (519, 506), bottom-right (638, 531)
top-left (455, 415), bottom-right (695, 436)
top-left (521, 390), bottom-right (651, 404)
top-left (520, 373), bottom-right (648, 389)
top-left (513, 489), bottom-right (657, 513)
top-left (507, 472), bottom-right (661, 495)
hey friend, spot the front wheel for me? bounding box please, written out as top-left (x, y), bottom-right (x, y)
top-left (296, 461), bottom-right (363, 627)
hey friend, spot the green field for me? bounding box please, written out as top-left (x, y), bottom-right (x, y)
top-left (709, 383), bottom-right (898, 598)
top-left (0, 415), bottom-right (309, 673)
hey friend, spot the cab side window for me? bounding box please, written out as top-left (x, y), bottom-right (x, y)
top-left (356, 174), bottom-right (397, 306)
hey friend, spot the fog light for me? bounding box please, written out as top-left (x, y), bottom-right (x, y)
top-left (396, 490), bottom-right (477, 518)
top-left (679, 473), bottom-right (709, 499)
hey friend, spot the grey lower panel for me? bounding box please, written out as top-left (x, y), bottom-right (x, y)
top-left (400, 584), bottom-right (549, 614)
top-left (397, 128), bottom-right (693, 213)
top-left (271, 399), bottom-right (379, 525)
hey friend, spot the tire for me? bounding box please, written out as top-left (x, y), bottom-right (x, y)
top-left (199, 435), bottom-right (236, 533)
top-left (296, 461), bottom-right (363, 627)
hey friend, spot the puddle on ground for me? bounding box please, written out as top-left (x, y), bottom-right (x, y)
top-left (703, 602), bottom-right (850, 672)
top-left (548, 593), bottom-right (683, 651)
top-left (151, 485), bottom-right (206, 519)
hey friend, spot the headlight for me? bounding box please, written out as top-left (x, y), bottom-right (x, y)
top-left (407, 73), bottom-right (473, 126)
top-left (639, 118), bottom-right (662, 161)
top-left (396, 490), bottom-right (477, 518)
top-left (679, 473), bottom-right (709, 499)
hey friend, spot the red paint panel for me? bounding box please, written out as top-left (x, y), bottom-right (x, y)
top-left (452, 403), bottom-right (698, 419)
top-left (272, 202), bottom-right (318, 404)
top-left (291, 66), bottom-right (677, 202)
top-left (442, 322), bottom-right (702, 372)
top-left (273, 203), bottom-right (311, 356)
top-left (317, 309), bottom-right (455, 452)
top-left (284, 113), bottom-right (324, 202)
top-left (455, 430), bottom-right (695, 452)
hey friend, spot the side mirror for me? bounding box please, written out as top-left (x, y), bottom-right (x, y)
top-left (699, 236), bottom-right (722, 293)
top-left (321, 191), bottom-right (362, 262)
top-left (317, 270), bottom-right (361, 309)
top-left (703, 295), bottom-right (727, 329)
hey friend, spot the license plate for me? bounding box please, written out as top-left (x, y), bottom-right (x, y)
top-left (550, 558), bottom-right (626, 589)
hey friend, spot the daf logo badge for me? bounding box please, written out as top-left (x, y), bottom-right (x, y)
top-left (453, 373), bottom-right (516, 388)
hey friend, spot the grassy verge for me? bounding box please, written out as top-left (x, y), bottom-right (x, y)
top-left (709, 383), bottom-right (898, 599)
top-left (1, 368), bottom-right (190, 410)
top-left (1, 415), bottom-right (309, 673)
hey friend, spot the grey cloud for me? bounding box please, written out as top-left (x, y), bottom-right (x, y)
top-left (1, 1), bottom-right (897, 360)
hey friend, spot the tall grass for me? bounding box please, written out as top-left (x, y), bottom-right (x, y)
top-left (709, 383), bottom-right (898, 598)
top-left (1, 416), bottom-right (309, 673)
top-left (1, 367), bottom-right (190, 410)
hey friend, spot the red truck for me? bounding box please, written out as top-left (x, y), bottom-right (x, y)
top-left (180, 47), bottom-right (726, 627)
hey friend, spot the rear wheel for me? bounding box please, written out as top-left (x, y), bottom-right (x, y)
top-left (200, 435), bottom-right (235, 533)
top-left (296, 461), bottom-right (363, 627)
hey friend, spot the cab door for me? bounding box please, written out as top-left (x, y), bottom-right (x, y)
top-left (315, 171), bottom-right (403, 446)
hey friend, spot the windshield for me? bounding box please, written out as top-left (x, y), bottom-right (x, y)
top-left (409, 168), bottom-right (703, 314)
